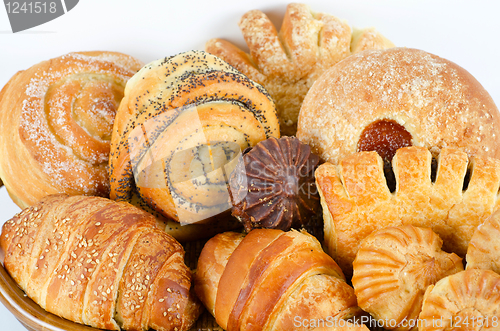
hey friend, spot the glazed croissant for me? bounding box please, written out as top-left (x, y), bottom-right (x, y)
top-left (0, 51), bottom-right (143, 209)
top-left (0, 194), bottom-right (201, 331)
top-left (316, 146), bottom-right (500, 275)
top-left (194, 229), bottom-right (363, 331)
top-left (206, 3), bottom-right (394, 135)
top-left (109, 50), bottom-right (279, 240)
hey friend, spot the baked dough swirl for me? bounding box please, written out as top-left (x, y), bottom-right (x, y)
top-left (0, 51), bottom-right (143, 208)
top-left (109, 51), bottom-right (279, 238)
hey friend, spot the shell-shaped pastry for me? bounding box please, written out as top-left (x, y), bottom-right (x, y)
top-left (466, 208), bottom-right (500, 273)
top-left (352, 225), bottom-right (463, 331)
top-left (419, 269), bottom-right (500, 330)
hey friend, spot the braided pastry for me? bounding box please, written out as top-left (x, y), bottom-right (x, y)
top-left (0, 51), bottom-right (143, 208)
top-left (316, 146), bottom-right (500, 275)
top-left (109, 51), bottom-right (279, 240)
top-left (0, 194), bottom-right (201, 331)
top-left (206, 3), bottom-right (394, 135)
top-left (194, 229), bottom-right (364, 331)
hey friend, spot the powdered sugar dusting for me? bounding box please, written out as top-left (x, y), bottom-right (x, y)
top-left (15, 52), bottom-right (140, 195)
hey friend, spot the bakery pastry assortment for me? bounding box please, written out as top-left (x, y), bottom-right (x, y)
top-left (316, 146), bottom-right (500, 274)
top-left (229, 136), bottom-right (320, 232)
top-left (206, 3), bottom-right (394, 135)
top-left (0, 194), bottom-right (202, 331)
top-left (194, 229), bottom-right (363, 331)
top-left (1, 3), bottom-right (500, 331)
top-left (352, 225), bottom-right (463, 330)
top-left (297, 47), bottom-right (500, 165)
top-left (418, 269), bottom-right (500, 330)
top-left (0, 51), bottom-right (143, 209)
top-left (108, 50), bottom-right (279, 241)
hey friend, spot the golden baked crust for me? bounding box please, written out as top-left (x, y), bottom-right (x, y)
top-left (0, 194), bottom-right (201, 331)
top-left (0, 51), bottom-right (143, 209)
top-left (418, 269), bottom-right (500, 330)
top-left (206, 3), bottom-right (394, 135)
top-left (109, 50), bottom-right (279, 241)
top-left (316, 146), bottom-right (500, 275)
top-left (195, 229), bottom-right (362, 331)
top-left (352, 225), bottom-right (463, 331)
top-left (466, 208), bottom-right (500, 273)
top-left (297, 47), bottom-right (500, 164)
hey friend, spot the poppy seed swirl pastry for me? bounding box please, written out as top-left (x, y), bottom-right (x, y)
top-left (109, 51), bottom-right (279, 240)
top-left (418, 269), bottom-right (500, 331)
top-left (206, 3), bottom-right (394, 135)
top-left (352, 225), bottom-right (463, 331)
top-left (297, 47), bottom-right (500, 165)
top-left (194, 229), bottom-right (365, 331)
top-left (0, 194), bottom-right (202, 331)
top-left (316, 146), bottom-right (500, 275)
top-left (0, 51), bottom-right (143, 209)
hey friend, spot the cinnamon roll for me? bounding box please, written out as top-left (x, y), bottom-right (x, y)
top-left (0, 51), bottom-right (143, 208)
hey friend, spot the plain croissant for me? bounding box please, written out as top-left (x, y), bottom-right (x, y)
top-left (194, 229), bottom-right (365, 331)
top-left (0, 194), bottom-right (201, 331)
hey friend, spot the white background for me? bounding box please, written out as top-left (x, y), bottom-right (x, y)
top-left (0, 0), bottom-right (499, 329)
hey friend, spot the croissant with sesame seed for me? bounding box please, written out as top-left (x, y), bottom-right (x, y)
top-left (206, 3), bottom-right (394, 135)
top-left (0, 194), bottom-right (202, 331)
top-left (108, 50), bottom-right (280, 241)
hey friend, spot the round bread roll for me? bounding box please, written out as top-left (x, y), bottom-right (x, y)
top-left (297, 47), bottom-right (500, 164)
top-left (0, 51), bottom-right (143, 209)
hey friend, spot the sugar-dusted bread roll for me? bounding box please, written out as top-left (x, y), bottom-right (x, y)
top-left (352, 225), bottom-right (463, 331)
top-left (297, 47), bottom-right (500, 164)
top-left (109, 50), bottom-right (279, 241)
top-left (419, 269), bottom-right (500, 330)
top-left (194, 229), bottom-right (364, 331)
top-left (316, 146), bottom-right (500, 275)
top-left (0, 194), bottom-right (201, 331)
top-left (206, 3), bottom-right (393, 135)
top-left (0, 51), bottom-right (143, 209)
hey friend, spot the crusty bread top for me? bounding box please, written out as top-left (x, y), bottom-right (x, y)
top-left (297, 47), bottom-right (500, 164)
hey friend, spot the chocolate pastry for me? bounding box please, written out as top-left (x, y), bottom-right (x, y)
top-left (229, 136), bottom-right (320, 232)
